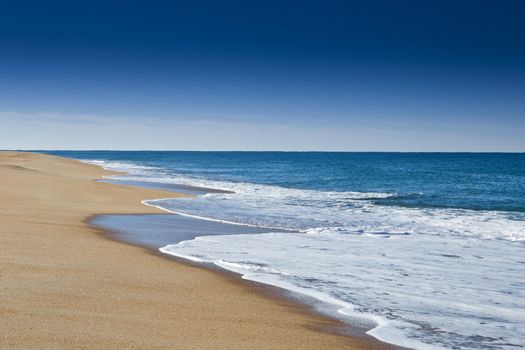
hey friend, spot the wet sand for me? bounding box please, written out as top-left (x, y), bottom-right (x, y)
top-left (0, 151), bottom-right (399, 349)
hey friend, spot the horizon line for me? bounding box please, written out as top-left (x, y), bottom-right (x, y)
top-left (4, 149), bottom-right (525, 154)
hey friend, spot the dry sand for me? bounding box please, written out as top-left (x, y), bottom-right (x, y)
top-left (0, 151), bottom-right (397, 349)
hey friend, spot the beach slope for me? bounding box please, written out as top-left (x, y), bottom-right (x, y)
top-left (0, 152), bottom-right (392, 349)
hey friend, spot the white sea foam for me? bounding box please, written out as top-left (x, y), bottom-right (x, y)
top-left (142, 199), bottom-right (275, 228)
top-left (89, 158), bottom-right (525, 349)
top-left (85, 160), bottom-right (159, 171)
top-left (161, 231), bottom-right (525, 350)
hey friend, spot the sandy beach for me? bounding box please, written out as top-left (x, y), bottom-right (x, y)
top-left (0, 151), bottom-right (395, 350)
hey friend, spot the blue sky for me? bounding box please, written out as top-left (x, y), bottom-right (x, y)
top-left (0, 0), bottom-right (524, 151)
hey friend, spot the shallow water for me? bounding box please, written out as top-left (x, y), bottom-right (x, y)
top-left (91, 213), bottom-right (283, 249)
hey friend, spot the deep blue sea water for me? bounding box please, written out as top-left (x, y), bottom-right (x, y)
top-left (42, 151), bottom-right (525, 350)
top-left (44, 151), bottom-right (525, 213)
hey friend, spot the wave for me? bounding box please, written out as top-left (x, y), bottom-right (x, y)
top-left (87, 157), bottom-right (525, 349)
top-left (142, 199), bottom-right (287, 230)
top-left (160, 231), bottom-right (525, 350)
top-left (160, 242), bottom-right (442, 350)
top-left (86, 158), bottom-right (525, 241)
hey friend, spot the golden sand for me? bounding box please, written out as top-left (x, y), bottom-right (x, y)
top-left (0, 152), bottom-right (397, 349)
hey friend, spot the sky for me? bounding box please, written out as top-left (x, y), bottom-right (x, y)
top-left (0, 0), bottom-right (524, 151)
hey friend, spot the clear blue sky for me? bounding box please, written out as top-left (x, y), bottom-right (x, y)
top-left (0, 0), bottom-right (524, 151)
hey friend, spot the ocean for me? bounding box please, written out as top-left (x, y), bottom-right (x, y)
top-left (44, 151), bottom-right (525, 350)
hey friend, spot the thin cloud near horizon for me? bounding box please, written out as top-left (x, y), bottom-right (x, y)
top-left (1, 111), bottom-right (523, 152)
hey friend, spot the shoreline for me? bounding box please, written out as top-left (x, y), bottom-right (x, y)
top-left (89, 213), bottom-right (386, 341)
top-left (89, 215), bottom-right (360, 335)
top-left (1, 151), bottom-right (400, 349)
